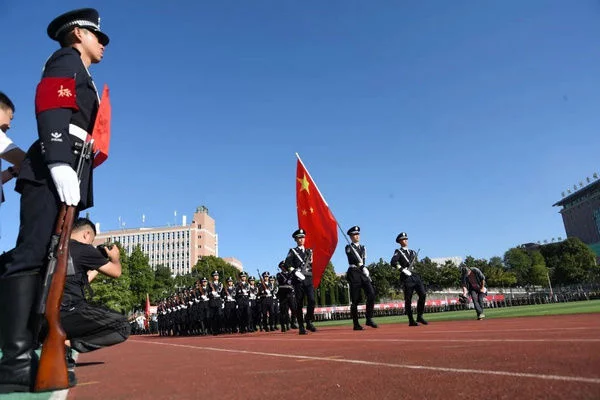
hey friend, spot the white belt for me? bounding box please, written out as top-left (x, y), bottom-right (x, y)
top-left (69, 124), bottom-right (88, 141)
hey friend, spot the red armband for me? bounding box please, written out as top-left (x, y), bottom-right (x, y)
top-left (35, 77), bottom-right (79, 114)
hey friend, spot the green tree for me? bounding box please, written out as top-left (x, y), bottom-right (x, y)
top-left (504, 248), bottom-right (532, 287)
top-left (192, 255), bottom-right (242, 281)
top-left (528, 250), bottom-right (548, 287)
top-left (368, 258), bottom-right (397, 301)
top-left (128, 246), bottom-right (154, 310)
top-left (151, 265), bottom-right (174, 302)
top-left (540, 238), bottom-right (599, 285)
top-left (414, 257), bottom-right (440, 291)
top-left (438, 259), bottom-right (461, 289)
top-left (90, 244), bottom-right (133, 313)
top-left (481, 256), bottom-right (517, 288)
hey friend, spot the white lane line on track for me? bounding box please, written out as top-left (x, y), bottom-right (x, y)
top-left (131, 339), bottom-right (600, 384)
top-left (217, 338), bottom-right (600, 343)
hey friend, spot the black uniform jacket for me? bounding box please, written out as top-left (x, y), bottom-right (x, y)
top-left (18, 47), bottom-right (99, 209)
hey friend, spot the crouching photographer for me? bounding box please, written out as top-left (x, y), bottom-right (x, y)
top-left (40, 218), bottom-right (131, 368)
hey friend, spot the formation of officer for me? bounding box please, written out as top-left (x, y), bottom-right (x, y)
top-left (0, 8), bottom-right (110, 393)
top-left (284, 229), bottom-right (316, 335)
top-left (157, 270), bottom-right (298, 337)
top-left (390, 232), bottom-right (428, 326)
top-left (345, 226), bottom-right (377, 330)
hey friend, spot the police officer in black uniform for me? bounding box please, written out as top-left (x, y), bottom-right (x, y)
top-left (390, 232), bottom-right (428, 326)
top-left (284, 228), bottom-right (316, 334)
top-left (345, 226), bottom-right (377, 330)
top-left (0, 8), bottom-right (110, 393)
top-left (235, 272), bottom-right (251, 333)
top-left (223, 277), bottom-right (237, 333)
top-left (258, 272), bottom-right (275, 332)
top-left (248, 276), bottom-right (260, 332)
top-left (276, 261), bottom-right (296, 333)
top-left (207, 271), bottom-right (224, 335)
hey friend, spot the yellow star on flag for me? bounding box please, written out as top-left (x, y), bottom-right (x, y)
top-left (297, 174), bottom-right (310, 194)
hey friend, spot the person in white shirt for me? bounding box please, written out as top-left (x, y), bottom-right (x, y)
top-left (0, 92), bottom-right (26, 205)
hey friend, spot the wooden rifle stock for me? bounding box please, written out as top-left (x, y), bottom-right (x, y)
top-left (34, 204), bottom-right (76, 392)
top-left (35, 139), bottom-right (93, 392)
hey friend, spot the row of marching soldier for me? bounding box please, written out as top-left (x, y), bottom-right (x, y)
top-left (157, 267), bottom-right (301, 337)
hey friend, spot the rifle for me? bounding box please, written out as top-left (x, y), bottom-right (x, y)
top-left (35, 140), bottom-right (93, 392)
top-left (256, 269), bottom-right (269, 294)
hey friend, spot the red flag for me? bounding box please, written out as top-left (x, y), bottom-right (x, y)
top-left (145, 293), bottom-right (151, 317)
top-left (295, 154), bottom-right (338, 288)
top-left (91, 84), bottom-right (111, 168)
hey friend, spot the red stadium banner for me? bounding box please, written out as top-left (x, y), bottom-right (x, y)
top-left (295, 154), bottom-right (338, 288)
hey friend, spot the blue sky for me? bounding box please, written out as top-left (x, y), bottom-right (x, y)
top-left (1, 1), bottom-right (598, 276)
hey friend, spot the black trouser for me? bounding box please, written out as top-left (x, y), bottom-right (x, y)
top-left (278, 290), bottom-right (296, 328)
top-left (294, 278), bottom-right (315, 325)
top-left (403, 275), bottom-right (426, 322)
top-left (48, 303), bottom-right (130, 353)
top-left (3, 182), bottom-right (62, 277)
top-left (260, 297), bottom-right (274, 329)
top-left (347, 268), bottom-right (375, 323)
top-left (224, 301), bottom-right (237, 332)
top-left (250, 299), bottom-right (260, 329)
top-left (236, 298), bottom-right (251, 332)
top-left (208, 301), bottom-right (223, 334)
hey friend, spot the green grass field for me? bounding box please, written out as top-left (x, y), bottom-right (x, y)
top-left (315, 299), bottom-right (600, 327)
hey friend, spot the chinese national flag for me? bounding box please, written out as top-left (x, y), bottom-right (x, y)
top-left (91, 84), bottom-right (111, 168)
top-left (295, 155), bottom-right (338, 288)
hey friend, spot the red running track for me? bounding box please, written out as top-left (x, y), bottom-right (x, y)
top-left (68, 314), bottom-right (600, 400)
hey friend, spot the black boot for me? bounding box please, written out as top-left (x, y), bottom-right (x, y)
top-left (366, 320), bottom-right (378, 328)
top-left (305, 321), bottom-right (317, 332)
top-left (298, 325), bottom-right (307, 335)
top-left (0, 273), bottom-right (40, 393)
top-left (416, 316), bottom-right (428, 325)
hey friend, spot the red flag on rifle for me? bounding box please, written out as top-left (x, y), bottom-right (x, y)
top-left (91, 84), bottom-right (111, 168)
top-left (295, 154), bottom-right (338, 288)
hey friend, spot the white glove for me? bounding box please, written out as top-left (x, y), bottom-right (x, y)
top-left (402, 269), bottom-right (412, 276)
top-left (265, 289), bottom-right (271, 295)
top-left (201, 295), bottom-right (208, 301)
top-left (294, 270), bottom-right (306, 281)
top-left (481, 287), bottom-right (487, 294)
top-left (363, 268), bottom-right (370, 278)
top-left (49, 162), bottom-right (80, 206)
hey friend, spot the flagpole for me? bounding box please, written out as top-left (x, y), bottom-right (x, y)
top-left (295, 153), bottom-right (332, 207)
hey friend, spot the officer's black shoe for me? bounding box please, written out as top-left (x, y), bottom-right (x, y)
top-left (306, 323), bottom-right (317, 332)
top-left (270, 325), bottom-right (276, 331)
top-left (65, 346), bottom-right (76, 370)
top-left (416, 317), bottom-right (428, 325)
top-left (408, 320), bottom-right (419, 327)
top-left (298, 327), bottom-right (307, 335)
top-left (366, 320), bottom-right (378, 328)
top-left (0, 273), bottom-right (40, 393)
top-left (353, 324), bottom-right (364, 331)
top-left (281, 326), bottom-right (287, 333)
top-left (290, 322), bottom-right (298, 329)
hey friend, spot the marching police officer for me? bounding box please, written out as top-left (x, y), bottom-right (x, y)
top-left (223, 277), bottom-right (237, 333)
top-left (258, 272), bottom-right (275, 332)
top-left (390, 232), bottom-right (428, 326)
top-left (248, 276), bottom-right (260, 332)
top-left (345, 226), bottom-right (377, 330)
top-left (284, 228), bottom-right (316, 334)
top-left (276, 261), bottom-right (296, 333)
top-left (207, 271), bottom-right (224, 335)
top-left (235, 272), bottom-right (251, 333)
top-left (0, 8), bottom-right (110, 392)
